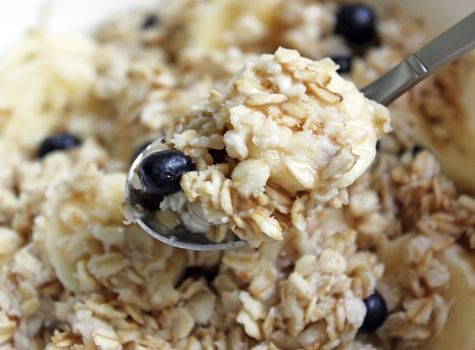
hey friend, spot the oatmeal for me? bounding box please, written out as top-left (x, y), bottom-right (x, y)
top-left (0, 1), bottom-right (474, 350)
top-left (129, 48), bottom-right (390, 246)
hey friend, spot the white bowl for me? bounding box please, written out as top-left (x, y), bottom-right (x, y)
top-left (0, 2), bottom-right (474, 348)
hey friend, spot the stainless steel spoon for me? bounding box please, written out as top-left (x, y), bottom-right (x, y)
top-left (125, 10), bottom-right (475, 251)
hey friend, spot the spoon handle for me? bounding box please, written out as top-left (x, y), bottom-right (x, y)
top-left (362, 10), bottom-right (475, 106)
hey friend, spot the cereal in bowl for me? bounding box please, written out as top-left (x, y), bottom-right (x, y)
top-left (0, 0), bottom-right (474, 349)
top-left (129, 48), bottom-right (390, 246)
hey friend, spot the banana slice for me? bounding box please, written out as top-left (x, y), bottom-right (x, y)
top-left (416, 51), bottom-right (475, 195)
top-left (379, 235), bottom-right (475, 350)
top-left (421, 244), bottom-right (475, 350)
top-left (40, 209), bottom-right (81, 292)
top-left (39, 172), bottom-right (126, 293)
top-left (186, 0), bottom-right (234, 50)
top-left (0, 35), bottom-right (96, 156)
top-left (186, 0), bottom-right (281, 50)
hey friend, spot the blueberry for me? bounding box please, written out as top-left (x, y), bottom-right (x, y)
top-left (38, 133), bottom-right (81, 158)
top-left (335, 4), bottom-right (377, 45)
top-left (130, 141), bottom-right (153, 165)
top-left (141, 14), bottom-right (159, 29)
top-left (360, 292), bottom-right (388, 332)
top-left (138, 150), bottom-right (195, 197)
top-left (330, 55), bottom-right (352, 74)
top-left (411, 144), bottom-right (425, 156)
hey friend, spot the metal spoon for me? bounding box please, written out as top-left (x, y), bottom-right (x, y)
top-left (125, 11), bottom-right (475, 251)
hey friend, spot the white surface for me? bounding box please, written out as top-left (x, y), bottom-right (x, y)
top-left (0, 0), bottom-right (160, 52)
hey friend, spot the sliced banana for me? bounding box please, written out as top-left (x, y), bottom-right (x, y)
top-left (416, 51), bottom-right (475, 195)
top-left (421, 244), bottom-right (475, 350)
top-left (186, 0), bottom-right (233, 50)
top-left (0, 35), bottom-right (96, 156)
top-left (186, 0), bottom-right (281, 50)
top-left (40, 172), bottom-right (126, 293)
top-left (40, 211), bottom-right (81, 292)
top-left (379, 235), bottom-right (475, 350)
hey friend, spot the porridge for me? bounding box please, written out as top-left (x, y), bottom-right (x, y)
top-left (0, 1), bottom-right (474, 350)
top-left (126, 47), bottom-right (391, 247)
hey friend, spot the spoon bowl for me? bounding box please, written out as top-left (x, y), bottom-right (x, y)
top-left (125, 149), bottom-right (247, 250)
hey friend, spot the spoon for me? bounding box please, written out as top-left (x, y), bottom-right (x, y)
top-left (125, 11), bottom-right (475, 251)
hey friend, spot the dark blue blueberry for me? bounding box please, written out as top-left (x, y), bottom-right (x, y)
top-left (335, 4), bottom-right (377, 45)
top-left (411, 144), bottom-right (425, 156)
top-left (130, 141), bottom-right (153, 165)
top-left (38, 133), bottom-right (81, 158)
top-left (360, 292), bottom-right (388, 332)
top-left (138, 150), bottom-right (195, 197)
top-left (331, 55), bottom-right (352, 74)
top-left (141, 14), bottom-right (159, 29)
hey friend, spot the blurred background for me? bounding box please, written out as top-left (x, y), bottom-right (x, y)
top-left (0, 0), bottom-right (472, 52)
top-left (0, 0), bottom-right (159, 51)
